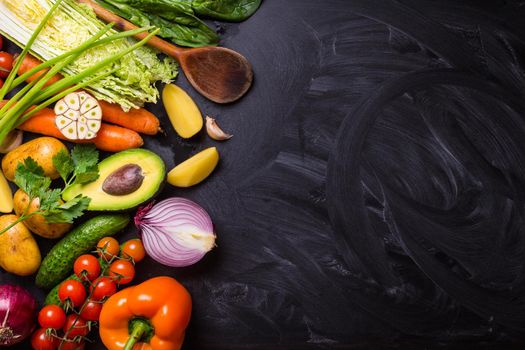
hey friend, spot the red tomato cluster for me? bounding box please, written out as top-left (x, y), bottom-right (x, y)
top-left (31, 238), bottom-right (146, 350)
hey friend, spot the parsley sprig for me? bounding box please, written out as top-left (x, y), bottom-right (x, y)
top-left (0, 144), bottom-right (100, 235)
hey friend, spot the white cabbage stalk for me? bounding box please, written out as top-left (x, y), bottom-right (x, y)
top-left (0, 0), bottom-right (178, 110)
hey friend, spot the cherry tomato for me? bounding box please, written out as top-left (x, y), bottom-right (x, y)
top-left (63, 315), bottom-right (89, 338)
top-left (59, 340), bottom-right (85, 350)
top-left (97, 237), bottom-right (119, 260)
top-left (121, 239), bottom-right (146, 262)
top-left (58, 280), bottom-right (86, 308)
top-left (0, 80), bottom-right (4, 89)
top-left (79, 300), bottom-right (103, 321)
top-left (0, 36), bottom-right (3, 51)
top-left (38, 305), bottom-right (66, 330)
top-left (31, 328), bottom-right (58, 350)
top-left (90, 277), bottom-right (117, 301)
top-left (74, 254), bottom-right (101, 282)
top-left (109, 260), bottom-right (135, 285)
top-left (0, 52), bottom-right (14, 79)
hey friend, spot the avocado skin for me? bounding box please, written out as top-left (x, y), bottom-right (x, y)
top-left (36, 214), bottom-right (130, 289)
top-left (62, 148), bottom-right (166, 211)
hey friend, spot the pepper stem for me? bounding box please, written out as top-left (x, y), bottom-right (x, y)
top-left (124, 319), bottom-right (153, 350)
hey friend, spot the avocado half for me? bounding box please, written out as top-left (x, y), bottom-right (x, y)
top-left (63, 149), bottom-right (165, 211)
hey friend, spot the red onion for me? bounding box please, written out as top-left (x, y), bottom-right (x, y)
top-left (135, 198), bottom-right (216, 267)
top-left (0, 284), bottom-right (37, 346)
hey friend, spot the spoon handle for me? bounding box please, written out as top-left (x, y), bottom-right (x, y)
top-left (77, 0), bottom-right (185, 60)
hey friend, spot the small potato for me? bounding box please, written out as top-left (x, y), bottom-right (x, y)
top-left (163, 84), bottom-right (203, 138)
top-left (13, 189), bottom-right (71, 239)
top-left (168, 147), bottom-right (219, 187)
top-left (0, 215), bottom-right (41, 276)
top-left (1, 137), bottom-right (67, 181)
top-left (0, 170), bottom-right (12, 213)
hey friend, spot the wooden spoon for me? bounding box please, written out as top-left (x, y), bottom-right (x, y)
top-left (78, 0), bottom-right (253, 104)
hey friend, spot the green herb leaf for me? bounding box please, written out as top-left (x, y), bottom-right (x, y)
top-left (14, 158), bottom-right (50, 198)
top-left (53, 149), bottom-right (74, 183)
top-left (44, 195), bottom-right (91, 224)
top-left (37, 188), bottom-right (63, 213)
top-left (74, 165), bottom-right (99, 185)
top-left (71, 144), bottom-right (100, 185)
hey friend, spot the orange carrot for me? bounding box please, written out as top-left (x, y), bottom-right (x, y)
top-left (98, 100), bottom-right (160, 135)
top-left (18, 112), bottom-right (144, 152)
top-left (16, 54), bottom-right (63, 87)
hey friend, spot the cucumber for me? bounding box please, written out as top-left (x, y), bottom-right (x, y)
top-left (36, 214), bottom-right (130, 289)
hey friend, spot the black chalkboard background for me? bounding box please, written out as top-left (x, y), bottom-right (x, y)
top-left (3, 0), bottom-right (525, 349)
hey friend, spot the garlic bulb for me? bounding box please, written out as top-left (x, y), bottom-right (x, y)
top-left (54, 92), bottom-right (102, 140)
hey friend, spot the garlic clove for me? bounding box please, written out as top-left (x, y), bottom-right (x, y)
top-left (77, 122), bottom-right (88, 139)
top-left (54, 100), bottom-right (68, 115)
top-left (84, 105), bottom-right (102, 120)
top-left (55, 115), bottom-right (74, 129)
top-left (80, 96), bottom-right (99, 115)
top-left (205, 116), bottom-right (233, 141)
top-left (87, 119), bottom-right (101, 132)
top-left (0, 130), bottom-right (23, 153)
top-left (64, 92), bottom-right (81, 110)
top-left (60, 123), bottom-right (78, 140)
top-left (65, 109), bottom-right (80, 121)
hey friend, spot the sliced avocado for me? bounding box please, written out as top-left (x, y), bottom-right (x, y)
top-left (62, 149), bottom-right (165, 211)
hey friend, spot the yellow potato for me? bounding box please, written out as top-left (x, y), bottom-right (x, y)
top-left (163, 84), bottom-right (203, 138)
top-left (168, 147), bottom-right (219, 187)
top-left (1, 137), bottom-right (67, 181)
top-left (0, 215), bottom-right (41, 276)
top-left (13, 189), bottom-right (71, 239)
top-left (0, 170), bottom-right (12, 213)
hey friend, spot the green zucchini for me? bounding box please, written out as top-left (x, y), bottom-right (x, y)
top-left (36, 214), bottom-right (130, 289)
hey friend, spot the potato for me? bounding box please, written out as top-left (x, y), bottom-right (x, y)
top-left (0, 215), bottom-right (41, 276)
top-left (0, 170), bottom-right (12, 213)
top-left (168, 147), bottom-right (219, 187)
top-left (163, 84), bottom-right (203, 138)
top-left (13, 189), bottom-right (71, 239)
top-left (1, 137), bottom-right (67, 181)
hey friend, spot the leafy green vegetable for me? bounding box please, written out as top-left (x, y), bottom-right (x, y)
top-left (192, 0), bottom-right (262, 22)
top-left (54, 144), bottom-right (100, 187)
top-left (97, 0), bottom-right (219, 47)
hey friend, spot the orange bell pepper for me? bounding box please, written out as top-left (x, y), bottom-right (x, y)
top-left (99, 276), bottom-right (192, 350)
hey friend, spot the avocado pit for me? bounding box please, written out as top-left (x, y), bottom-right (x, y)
top-left (102, 164), bottom-right (144, 196)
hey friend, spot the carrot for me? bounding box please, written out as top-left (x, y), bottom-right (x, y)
top-left (17, 56), bottom-right (160, 135)
top-left (98, 100), bottom-right (160, 135)
top-left (18, 112), bottom-right (144, 152)
top-left (16, 54), bottom-right (63, 87)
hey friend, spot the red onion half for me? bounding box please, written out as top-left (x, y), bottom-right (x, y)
top-left (135, 198), bottom-right (216, 267)
top-left (0, 284), bottom-right (37, 346)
